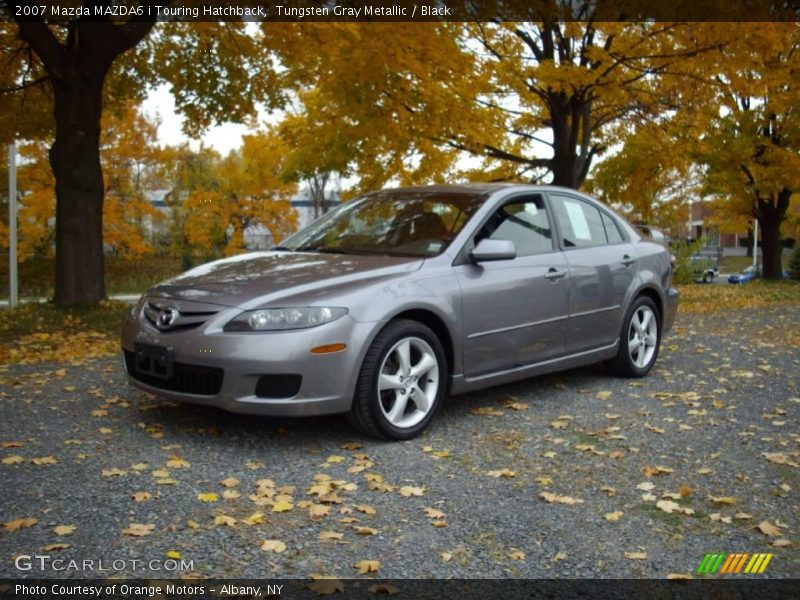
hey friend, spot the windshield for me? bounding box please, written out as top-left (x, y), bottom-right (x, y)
top-left (280, 190), bottom-right (487, 257)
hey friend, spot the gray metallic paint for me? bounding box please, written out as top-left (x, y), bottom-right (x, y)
top-left (121, 184), bottom-right (678, 417)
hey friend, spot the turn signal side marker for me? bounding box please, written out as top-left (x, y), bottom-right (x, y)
top-left (310, 343), bottom-right (348, 355)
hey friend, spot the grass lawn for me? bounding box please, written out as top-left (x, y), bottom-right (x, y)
top-left (676, 279), bottom-right (800, 313)
top-left (717, 254), bottom-right (791, 274)
top-left (0, 255), bottom-right (184, 299)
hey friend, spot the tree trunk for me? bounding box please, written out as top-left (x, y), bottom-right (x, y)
top-left (745, 226), bottom-right (753, 258)
top-left (546, 94), bottom-right (591, 190)
top-left (12, 17), bottom-right (156, 306)
top-left (757, 189), bottom-right (790, 280)
top-left (50, 66), bottom-right (107, 305)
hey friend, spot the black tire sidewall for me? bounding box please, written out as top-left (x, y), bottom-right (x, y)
top-left (362, 322), bottom-right (447, 440)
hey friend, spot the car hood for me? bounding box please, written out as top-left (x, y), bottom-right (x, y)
top-left (147, 251), bottom-right (424, 308)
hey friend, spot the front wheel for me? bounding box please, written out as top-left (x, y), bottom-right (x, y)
top-left (607, 297), bottom-right (661, 377)
top-left (349, 320), bottom-right (447, 440)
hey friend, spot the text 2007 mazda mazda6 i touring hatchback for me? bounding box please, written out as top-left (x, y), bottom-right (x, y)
top-left (122, 184), bottom-right (678, 439)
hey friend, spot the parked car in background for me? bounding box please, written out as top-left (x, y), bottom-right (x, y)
top-left (728, 265), bottom-right (759, 284)
top-left (728, 265), bottom-right (789, 283)
top-left (690, 255), bottom-right (719, 283)
top-left (633, 224), bottom-right (670, 247)
top-left (122, 184), bottom-right (679, 440)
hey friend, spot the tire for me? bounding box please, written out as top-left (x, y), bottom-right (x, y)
top-left (702, 272), bottom-right (714, 284)
top-left (607, 296), bottom-right (661, 378)
top-left (349, 319), bottom-right (447, 440)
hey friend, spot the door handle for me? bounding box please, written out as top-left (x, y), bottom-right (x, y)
top-left (621, 255), bottom-right (637, 266)
top-left (544, 268), bottom-right (567, 281)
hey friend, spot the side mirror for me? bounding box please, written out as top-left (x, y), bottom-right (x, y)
top-left (470, 238), bottom-right (516, 262)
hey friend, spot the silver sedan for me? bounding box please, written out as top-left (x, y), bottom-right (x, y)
top-left (122, 184), bottom-right (678, 439)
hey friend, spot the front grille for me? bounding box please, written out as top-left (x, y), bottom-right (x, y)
top-left (143, 298), bottom-right (220, 333)
top-left (124, 350), bottom-right (224, 396)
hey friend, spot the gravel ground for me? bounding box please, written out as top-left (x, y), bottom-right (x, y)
top-left (0, 304), bottom-right (798, 580)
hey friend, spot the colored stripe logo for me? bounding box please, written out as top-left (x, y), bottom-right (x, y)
top-left (696, 553), bottom-right (773, 575)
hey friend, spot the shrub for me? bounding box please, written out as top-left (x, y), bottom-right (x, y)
top-left (789, 245), bottom-right (800, 280)
top-left (671, 238), bottom-right (705, 285)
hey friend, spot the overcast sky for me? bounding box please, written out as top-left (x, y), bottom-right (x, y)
top-left (141, 84), bottom-right (254, 155)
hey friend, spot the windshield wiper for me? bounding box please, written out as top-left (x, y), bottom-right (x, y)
top-left (297, 246), bottom-right (368, 255)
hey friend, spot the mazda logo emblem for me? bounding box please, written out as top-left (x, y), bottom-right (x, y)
top-left (157, 307), bottom-right (180, 329)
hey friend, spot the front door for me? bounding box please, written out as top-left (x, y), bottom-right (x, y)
top-left (456, 195), bottom-right (570, 377)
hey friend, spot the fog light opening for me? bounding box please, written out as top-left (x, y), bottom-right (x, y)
top-left (310, 343), bottom-right (348, 355)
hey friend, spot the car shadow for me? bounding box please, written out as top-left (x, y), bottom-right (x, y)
top-left (127, 362), bottom-right (610, 447)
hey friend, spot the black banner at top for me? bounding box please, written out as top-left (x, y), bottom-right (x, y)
top-left (3, 0), bottom-right (800, 22)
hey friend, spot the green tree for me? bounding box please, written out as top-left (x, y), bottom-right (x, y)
top-left (1, 6), bottom-right (283, 304)
top-left (699, 23), bottom-right (799, 280)
top-left (270, 15), bottom-right (726, 192)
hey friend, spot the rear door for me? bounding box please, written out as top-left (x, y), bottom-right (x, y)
top-left (455, 194), bottom-right (570, 376)
top-left (547, 192), bottom-right (638, 353)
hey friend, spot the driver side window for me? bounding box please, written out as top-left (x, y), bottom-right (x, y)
top-left (477, 196), bottom-right (553, 257)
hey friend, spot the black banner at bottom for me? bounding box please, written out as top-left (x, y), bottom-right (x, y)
top-left (1, 579), bottom-right (799, 600)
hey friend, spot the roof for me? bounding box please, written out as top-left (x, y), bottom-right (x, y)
top-left (378, 183), bottom-right (584, 196)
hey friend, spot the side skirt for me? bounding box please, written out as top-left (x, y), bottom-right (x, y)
top-left (449, 340), bottom-right (620, 395)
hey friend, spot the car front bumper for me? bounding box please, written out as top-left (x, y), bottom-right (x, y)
top-left (121, 309), bottom-right (376, 417)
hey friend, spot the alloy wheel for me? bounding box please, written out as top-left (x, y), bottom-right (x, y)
top-left (377, 337), bottom-right (440, 429)
top-left (627, 306), bottom-right (658, 369)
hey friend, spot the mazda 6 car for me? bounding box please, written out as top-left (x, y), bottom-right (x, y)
top-left (122, 184), bottom-right (679, 439)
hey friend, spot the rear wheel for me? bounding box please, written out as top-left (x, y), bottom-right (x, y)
top-left (607, 296), bottom-right (661, 377)
top-left (349, 320), bottom-right (446, 440)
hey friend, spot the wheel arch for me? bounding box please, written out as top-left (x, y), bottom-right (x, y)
top-left (631, 285), bottom-right (664, 324)
top-left (389, 308), bottom-right (455, 386)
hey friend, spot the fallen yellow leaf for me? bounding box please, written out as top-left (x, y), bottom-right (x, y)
top-left (353, 559), bottom-right (380, 574)
top-left (53, 525), bottom-right (76, 536)
top-left (307, 577), bottom-right (344, 595)
top-left (122, 523), bottom-right (155, 537)
top-left (166, 455), bottom-right (190, 469)
top-left (41, 543), bottom-right (69, 551)
top-left (469, 407), bottom-right (504, 417)
top-left (708, 496), bottom-right (737, 506)
top-left (656, 500), bottom-right (694, 515)
top-left (214, 515), bottom-right (236, 527)
top-left (271, 501), bottom-right (293, 512)
top-left (539, 492), bottom-right (583, 505)
top-left (308, 504), bottom-right (331, 518)
top-left (399, 485), bottom-right (424, 498)
top-left (261, 539), bottom-right (287, 553)
top-left (3, 518), bottom-right (38, 532)
top-left (487, 469), bottom-right (517, 478)
top-left (757, 520), bottom-right (781, 536)
top-left (354, 526), bottom-right (378, 536)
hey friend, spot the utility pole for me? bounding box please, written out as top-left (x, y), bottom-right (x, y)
top-left (752, 218), bottom-right (758, 273)
top-left (8, 142), bottom-right (17, 308)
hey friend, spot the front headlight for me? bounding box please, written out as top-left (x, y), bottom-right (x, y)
top-left (129, 295), bottom-right (147, 319)
top-left (223, 307), bottom-right (348, 332)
